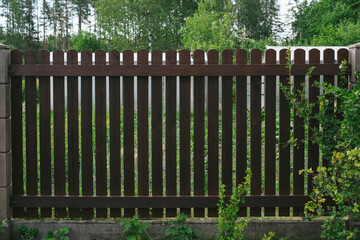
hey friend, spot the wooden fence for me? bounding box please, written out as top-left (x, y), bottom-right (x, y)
top-left (9, 48), bottom-right (349, 219)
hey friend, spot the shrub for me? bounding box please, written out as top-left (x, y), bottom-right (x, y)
top-left (165, 213), bottom-right (202, 240)
top-left (217, 170), bottom-right (251, 240)
top-left (120, 215), bottom-right (151, 240)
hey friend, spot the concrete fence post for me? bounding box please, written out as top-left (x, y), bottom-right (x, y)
top-left (0, 44), bottom-right (11, 219)
top-left (349, 42), bottom-right (360, 89)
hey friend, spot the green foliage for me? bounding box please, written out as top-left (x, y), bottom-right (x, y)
top-left (71, 31), bottom-right (105, 52)
top-left (234, 0), bottom-right (281, 41)
top-left (312, 20), bottom-right (360, 46)
top-left (42, 227), bottom-right (70, 240)
top-left (18, 225), bottom-right (39, 240)
top-left (292, 0), bottom-right (360, 45)
top-left (180, 0), bottom-right (237, 52)
top-left (262, 231), bottom-right (276, 240)
top-left (165, 213), bottom-right (202, 240)
top-left (0, 220), bottom-right (5, 237)
top-left (95, 0), bottom-right (197, 51)
top-left (120, 215), bottom-right (151, 240)
top-left (282, 49), bottom-right (360, 239)
top-left (217, 170), bottom-right (251, 240)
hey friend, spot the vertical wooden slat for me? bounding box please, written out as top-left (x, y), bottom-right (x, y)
top-left (95, 50), bottom-right (107, 218)
top-left (236, 49), bottom-right (247, 217)
top-left (123, 50), bottom-right (135, 218)
top-left (337, 49), bottom-right (349, 89)
top-left (179, 50), bottom-right (191, 216)
top-left (152, 50), bottom-right (163, 218)
top-left (293, 49), bottom-right (305, 216)
top-left (39, 50), bottom-right (51, 218)
top-left (207, 49), bottom-right (219, 217)
top-left (109, 50), bottom-right (121, 218)
top-left (165, 50), bottom-right (177, 217)
top-left (53, 50), bottom-right (66, 218)
top-left (81, 50), bottom-right (94, 219)
top-left (194, 50), bottom-right (205, 217)
top-left (25, 50), bottom-right (38, 218)
top-left (67, 50), bottom-right (80, 218)
top-left (11, 50), bottom-right (25, 218)
top-left (222, 50), bottom-right (233, 197)
top-left (322, 49), bottom-right (335, 167)
top-left (264, 49), bottom-right (276, 216)
top-left (137, 50), bottom-right (149, 218)
top-left (279, 49), bottom-right (291, 216)
top-left (308, 49), bottom-right (320, 194)
top-left (250, 49), bottom-right (262, 217)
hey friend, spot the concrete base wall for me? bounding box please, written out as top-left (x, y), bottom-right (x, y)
top-left (6, 219), bottom-right (326, 240)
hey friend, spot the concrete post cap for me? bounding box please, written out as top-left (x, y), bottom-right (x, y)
top-left (349, 42), bottom-right (360, 49)
top-left (0, 44), bottom-right (10, 50)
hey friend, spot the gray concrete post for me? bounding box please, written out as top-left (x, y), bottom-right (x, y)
top-left (0, 44), bottom-right (11, 219)
top-left (349, 42), bottom-right (360, 89)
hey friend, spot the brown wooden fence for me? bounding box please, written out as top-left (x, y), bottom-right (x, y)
top-left (9, 48), bottom-right (349, 219)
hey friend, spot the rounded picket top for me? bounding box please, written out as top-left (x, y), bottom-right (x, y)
top-left (81, 50), bottom-right (92, 65)
top-left (279, 48), bottom-right (288, 64)
top-left (67, 49), bottom-right (78, 65)
top-left (109, 50), bottom-right (120, 65)
top-left (207, 49), bottom-right (219, 64)
top-left (338, 48), bottom-right (349, 62)
top-left (250, 49), bottom-right (262, 64)
top-left (11, 49), bottom-right (23, 64)
top-left (137, 49), bottom-right (148, 65)
top-left (123, 49), bottom-right (134, 64)
top-left (179, 49), bottom-right (190, 64)
top-left (53, 50), bottom-right (64, 65)
top-left (152, 49), bottom-right (162, 65)
top-left (193, 50), bottom-right (205, 64)
top-left (236, 49), bottom-right (247, 64)
top-left (95, 49), bottom-right (106, 64)
top-left (323, 49), bottom-right (335, 64)
top-left (166, 49), bottom-right (176, 64)
top-left (309, 48), bottom-right (320, 64)
top-left (38, 49), bottom-right (50, 64)
top-left (221, 49), bottom-right (233, 64)
top-left (24, 49), bottom-right (36, 64)
top-left (294, 49), bottom-right (305, 64)
top-left (265, 49), bottom-right (276, 64)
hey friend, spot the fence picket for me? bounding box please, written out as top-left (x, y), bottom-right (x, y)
top-left (250, 49), bottom-right (262, 217)
top-left (194, 50), bottom-right (205, 217)
top-left (207, 49), bottom-right (219, 217)
top-left (166, 50), bottom-right (177, 217)
top-left (293, 49), bottom-right (305, 217)
top-left (67, 50), bottom-right (80, 218)
top-left (11, 50), bottom-right (24, 218)
top-left (25, 50), bottom-right (38, 218)
top-left (109, 50), bottom-right (121, 218)
top-left (123, 50), bottom-right (135, 218)
top-left (138, 50), bottom-right (149, 218)
top-left (81, 50), bottom-right (94, 219)
top-left (180, 50), bottom-right (191, 216)
top-left (39, 50), bottom-right (52, 218)
top-left (236, 49), bottom-right (248, 217)
top-left (222, 50), bottom-right (233, 197)
top-left (264, 49), bottom-right (276, 216)
top-left (279, 49), bottom-right (291, 216)
top-left (308, 49), bottom-right (320, 194)
top-left (152, 50), bottom-right (163, 218)
top-left (95, 50), bottom-right (107, 218)
top-left (53, 50), bottom-right (66, 218)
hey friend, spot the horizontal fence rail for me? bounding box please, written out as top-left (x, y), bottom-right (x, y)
top-left (10, 48), bottom-right (349, 219)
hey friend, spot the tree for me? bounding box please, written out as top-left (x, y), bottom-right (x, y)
top-left (180, 0), bottom-right (238, 52)
top-left (71, 0), bottom-right (92, 32)
top-left (234, 0), bottom-right (280, 40)
top-left (291, 0), bottom-right (360, 45)
top-left (95, 0), bottom-right (197, 51)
